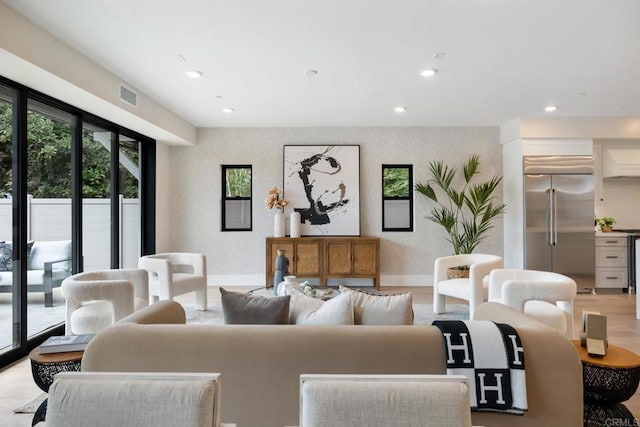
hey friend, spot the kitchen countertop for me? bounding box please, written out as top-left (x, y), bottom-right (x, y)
top-left (595, 231), bottom-right (631, 237)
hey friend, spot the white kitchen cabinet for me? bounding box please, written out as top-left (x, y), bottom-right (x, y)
top-left (595, 236), bottom-right (627, 289)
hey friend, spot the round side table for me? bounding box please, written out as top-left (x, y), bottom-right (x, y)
top-left (28, 347), bottom-right (83, 426)
top-left (572, 341), bottom-right (640, 427)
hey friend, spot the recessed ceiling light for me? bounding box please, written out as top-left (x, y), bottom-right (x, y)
top-left (544, 105), bottom-right (558, 112)
top-left (184, 69), bottom-right (203, 79)
top-left (420, 69), bottom-right (437, 77)
top-left (222, 107), bottom-right (235, 113)
top-left (394, 106), bottom-right (407, 113)
top-left (303, 69), bottom-right (319, 76)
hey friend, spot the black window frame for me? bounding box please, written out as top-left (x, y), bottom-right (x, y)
top-left (221, 164), bottom-right (252, 231)
top-left (0, 74), bottom-right (156, 368)
top-left (382, 164), bottom-right (414, 232)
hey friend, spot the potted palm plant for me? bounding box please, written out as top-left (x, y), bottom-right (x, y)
top-left (415, 154), bottom-right (506, 277)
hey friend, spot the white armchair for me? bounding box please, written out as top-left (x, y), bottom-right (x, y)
top-left (433, 253), bottom-right (503, 319)
top-left (61, 269), bottom-right (149, 335)
top-left (299, 374), bottom-right (471, 427)
top-left (138, 252), bottom-right (208, 310)
top-left (488, 269), bottom-right (577, 338)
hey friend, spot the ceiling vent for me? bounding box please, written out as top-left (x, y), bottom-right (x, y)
top-left (119, 85), bottom-right (137, 107)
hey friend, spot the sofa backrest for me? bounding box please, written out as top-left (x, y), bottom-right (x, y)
top-left (82, 301), bottom-right (583, 427)
top-left (28, 240), bottom-right (71, 271)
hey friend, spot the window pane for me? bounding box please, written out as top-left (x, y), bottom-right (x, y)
top-left (382, 165), bottom-right (413, 232)
top-left (222, 165), bottom-right (252, 231)
top-left (0, 84), bottom-right (14, 352)
top-left (225, 200), bottom-right (251, 229)
top-left (82, 123), bottom-right (112, 271)
top-left (119, 135), bottom-right (140, 269)
top-left (225, 168), bottom-right (251, 197)
top-left (383, 167), bottom-right (409, 197)
top-left (27, 99), bottom-right (72, 337)
top-left (383, 200), bottom-right (411, 229)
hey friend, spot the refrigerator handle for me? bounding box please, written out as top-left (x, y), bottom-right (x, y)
top-left (549, 188), bottom-right (556, 246)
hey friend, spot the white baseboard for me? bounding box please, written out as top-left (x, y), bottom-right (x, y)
top-left (206, 274), bottom-right (434, 288)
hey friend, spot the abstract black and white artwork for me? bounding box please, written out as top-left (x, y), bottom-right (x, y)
top-left (283, 145), bottom-right (360, 236)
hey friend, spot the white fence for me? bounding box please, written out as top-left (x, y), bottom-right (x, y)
top-left (0, 196), bottom-right (140, 271)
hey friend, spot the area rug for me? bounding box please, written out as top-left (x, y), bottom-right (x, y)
top-left (13, 392), bottom-right (46, 414)
top-left (184, 302), bottom-right (469, 325)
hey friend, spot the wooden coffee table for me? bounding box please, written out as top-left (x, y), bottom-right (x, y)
top-left (29, 347), bottom-right (83, 426)
top-left (572, 341), bottom-right (640, 426)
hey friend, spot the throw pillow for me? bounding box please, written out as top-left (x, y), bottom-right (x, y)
top-left (339, 285), bottom-right (414, 325)
top-left (288, 286), bottom-right (354, 325)
top-left (219, 287), bottom-right (290, 324)
top-left (0, 242), bottom-right (11, 272)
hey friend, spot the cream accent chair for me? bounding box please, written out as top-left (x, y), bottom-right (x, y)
top-left (299, 374), bottom-right (471, 427)
top-left (61, 269), bottom-right (149, 335)
top-left (488, 269), bottom-right (577, 338)
top-left (433, 254), bottom-right (503, 319)
top-left (46, 372), bottom-right (222, 427)
top-left (138, 252), bottom-right (208, 310)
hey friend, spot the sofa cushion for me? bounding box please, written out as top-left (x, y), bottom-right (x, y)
top-left (28, 240), bottom-right (71, 271)
top-left (288, 286), bottom-right (354, 325)
top-left (220, 287), bottom-right (290, 324)
top-left (0, 242), bottom-right (11, 271)
top-left (339, 285), bottom-right (413, 325)
top-left (0, 241), bottom-right (34, 272)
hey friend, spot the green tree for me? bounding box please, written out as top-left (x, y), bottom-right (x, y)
top-left (0, 102), bottom-right (138, 198)
top-left (383, 167), bottom-right (409, 197)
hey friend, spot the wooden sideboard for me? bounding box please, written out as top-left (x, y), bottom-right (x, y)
top-left (265, 237), bottom-right (380, 289)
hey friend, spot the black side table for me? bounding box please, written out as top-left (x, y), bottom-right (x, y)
top-left (28, 347), bottom-right (83, 426)
top-left (572, 341), bottom-right (640, 427)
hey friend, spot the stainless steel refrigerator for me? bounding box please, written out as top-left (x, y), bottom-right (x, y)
top-left (524, 156), bottom-right (595, 292)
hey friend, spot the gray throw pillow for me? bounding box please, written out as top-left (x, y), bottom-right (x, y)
top-left (220, 287), bottom-right (290, 324)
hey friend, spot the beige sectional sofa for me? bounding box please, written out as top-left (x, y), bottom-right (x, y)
top-left (82, 301), bottom-right (583, 427)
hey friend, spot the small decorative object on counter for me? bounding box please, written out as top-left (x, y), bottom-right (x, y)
top-left (277, 275), bottom-right (299, 295)
top-left (595, 217), bottom-right (616, 232)
top-left (290, 211), bottom-right (302, 238)
top-left (273, 249), bottom-right (289, 294)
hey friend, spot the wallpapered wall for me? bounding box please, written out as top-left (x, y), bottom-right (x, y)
top-left (166, 127), bottom-right (503, 286)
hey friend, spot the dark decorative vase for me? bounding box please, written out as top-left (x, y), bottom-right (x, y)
top-left (273, 249), bottom-right (290, 294)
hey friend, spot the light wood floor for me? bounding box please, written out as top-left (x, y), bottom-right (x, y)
top-left (0, 286), bottom-right (638, 426)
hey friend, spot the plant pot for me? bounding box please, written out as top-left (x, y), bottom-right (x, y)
top-left (601, 226), bottom-right (613, 232)
top-left (447, 267), bottom-right (470, 279)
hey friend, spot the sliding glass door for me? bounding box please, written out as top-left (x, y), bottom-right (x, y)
top-left (25, 100), bottom-right (73, 337)
top-left (0, 75), bottom-right (156, 367)
top-left (0, 84), bottom-right (15, 352)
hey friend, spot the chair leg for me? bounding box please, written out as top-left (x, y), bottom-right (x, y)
top-left (195, 288), bottom-right (207, 311)
top-left (434, 293), bottom-right (446, 314)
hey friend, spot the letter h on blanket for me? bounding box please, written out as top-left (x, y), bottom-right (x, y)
top-left (433, 320), bottom-right (528, 415)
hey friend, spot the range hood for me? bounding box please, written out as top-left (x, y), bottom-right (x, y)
top-left (602, 147), bottom-right (640, 178)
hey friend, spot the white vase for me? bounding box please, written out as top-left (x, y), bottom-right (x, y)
top-left (277, 275), bottom-right (298, 296)
top-left (290, 212), bottom-right (301, 238)
top-left (273, 210), bottom-right (285, 237)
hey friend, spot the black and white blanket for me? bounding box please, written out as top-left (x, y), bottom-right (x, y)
top-left (432, 320), bottom-right (528, 415)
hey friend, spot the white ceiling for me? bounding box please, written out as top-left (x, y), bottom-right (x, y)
top-left (3, 0), bottom-right (640, 128)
